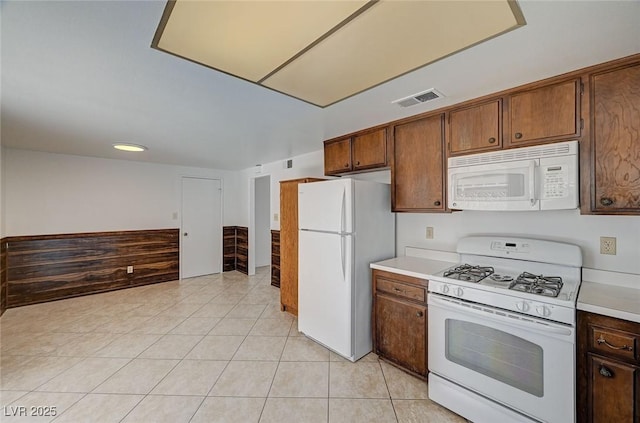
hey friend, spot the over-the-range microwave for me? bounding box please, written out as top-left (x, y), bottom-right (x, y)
top-left (447, 140), bottom-right (578, 211)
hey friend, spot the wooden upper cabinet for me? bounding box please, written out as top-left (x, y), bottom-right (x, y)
top-left (590, 62), bottom-right (640, 213)
top-left (324, 127), bottom-right (388, 176)
top-left (391, 114), bottom-right (446, 212)
top-left (448, 99), bottom-right (502, 155)
top-left (352, 128), bottom-right (387, 171)
top-left (324, 137), bottom-right (352, 175)
top-left (507, 79), bottom-right (581, 146)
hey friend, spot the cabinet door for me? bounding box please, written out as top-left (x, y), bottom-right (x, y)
top-left (508, 79), bottom-right (580, 146)
top-left (324, 138), bottom-right (352, 175)
top-left (591, 63), bottom-right (640, 212)
top-left (449, 99), bottom-right (501, 154)
top-left (392, 114), bottom-right (445, 212)
top-left (352, 128), bottom-right (387, 171)
top-left (375, 293), bottom-right (427, 376)
top-left (279, 181), bottom-right (300, 315)
top-left (588, 354), bottom-right (639, 423)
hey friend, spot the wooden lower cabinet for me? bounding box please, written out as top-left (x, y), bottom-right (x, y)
top-left (587, 354), bottom-right (639, 423)
top-left (577, 310), bottom-right (640, 422)
top-left (372, 269), bottom-right (428, 378)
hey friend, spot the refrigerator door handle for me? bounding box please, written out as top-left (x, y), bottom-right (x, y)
top-left (340, 188), bottom-right (346, 234)
top-left (340, 234), bottom-right (346, 281)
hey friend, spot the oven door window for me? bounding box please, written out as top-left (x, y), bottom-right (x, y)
top-left (445, 319), bottom-right (543, 397)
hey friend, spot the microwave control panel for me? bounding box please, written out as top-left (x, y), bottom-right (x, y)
top-left (542, 164), bottom-right (569, 199)
top-left (539, 155), bottom-right (578, 209)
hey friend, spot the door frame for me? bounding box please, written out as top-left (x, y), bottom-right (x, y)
top-left (248, 173), bottom-right (271, 276)
top-left (179, 176), bottom-right (223, 280)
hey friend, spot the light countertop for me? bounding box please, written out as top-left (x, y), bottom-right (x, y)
top-left (370, 256), bottom-right (456, 280)
top-left (578, 280), bottom-right (640, 324)
top-left (375, 247), bottom-right (640, 324)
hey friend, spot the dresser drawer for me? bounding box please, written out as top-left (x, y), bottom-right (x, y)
top-left (376, 278), bottom-right (425, 302)
top-left (591, 326), bottom-right (638, 362)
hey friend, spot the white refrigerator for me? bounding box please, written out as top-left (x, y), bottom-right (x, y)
top-left (297, 178), bottom-right (395, 361)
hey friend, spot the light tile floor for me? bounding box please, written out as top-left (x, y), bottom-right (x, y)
top-left (0, 267), bottom-right (466, 423)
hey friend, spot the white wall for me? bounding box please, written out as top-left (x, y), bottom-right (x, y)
top-left (397, 210), bottom-right (640, 275)
top-left (239, 149), bottom-right (639, 276)
top-left (237, 150), bottom-right (326, 230)
top-left (255, 175), bottom-right (270, 267)
top-left (4, 148), bottom-right (240, 236)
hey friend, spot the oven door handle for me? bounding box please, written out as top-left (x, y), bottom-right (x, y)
top-left (429, 296), bottom-right (573, 337)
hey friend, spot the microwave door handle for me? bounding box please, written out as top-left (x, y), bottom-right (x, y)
top-left (529, 161), bottom-right (537, 206)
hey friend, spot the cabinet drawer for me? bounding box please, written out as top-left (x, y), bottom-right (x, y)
top-left (591, 326), bottom-right (637, 362)
top-left (376, 278), bottom-right (425, 302)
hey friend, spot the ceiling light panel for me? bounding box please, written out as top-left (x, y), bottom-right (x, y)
top-left (262, 0), bottom-right (523, 106)
top-left (153, 0), bottom-right (524, 107)
top-left (155, 0), bottom-right (369, 83)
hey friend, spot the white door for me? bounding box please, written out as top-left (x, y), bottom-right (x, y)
top-left (298, 229), bottom-right (353, 358)
top-left (181, 177), bottom-right (222, 278)
top-left (298, 179), bottom-right (353, 233)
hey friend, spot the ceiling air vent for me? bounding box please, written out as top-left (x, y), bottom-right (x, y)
top-left (392, 88), bottom-right (445, 108)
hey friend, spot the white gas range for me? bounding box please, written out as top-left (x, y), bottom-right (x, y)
top-left (427, 236), bottom-right (582, 423)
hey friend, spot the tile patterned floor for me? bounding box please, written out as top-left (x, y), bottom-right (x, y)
top-left (0, 267), bottom-right (466, 422)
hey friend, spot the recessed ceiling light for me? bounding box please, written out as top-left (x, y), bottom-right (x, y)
top-left (113, 143), bottom-right (148, 152)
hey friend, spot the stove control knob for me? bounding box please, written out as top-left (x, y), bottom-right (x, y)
top-left (536, 305), bottom-right (551, 317)
top-left (454, 287), bottom-right (464, 297)
top-left (516, 301), bottom-right (530, 312)
top-left (440, 285), bottom-right (450, 294)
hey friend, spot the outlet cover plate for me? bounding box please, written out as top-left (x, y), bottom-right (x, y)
top-left (600, 237), bottom-right (617, 255)
top-left (426, 227), bottom-right (434, 239)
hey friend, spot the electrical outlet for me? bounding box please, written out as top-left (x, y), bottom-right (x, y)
top-left (127, 265), bottom-right (134, 274)
top-left (600, 237), bottom-right (617, 255)
top-left (274, 213), bottom-right (279, 222)
top-left (426, 226), bottom-right (434, 239)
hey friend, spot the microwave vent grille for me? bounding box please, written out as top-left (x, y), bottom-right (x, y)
top-left (449, 141), bottom-right (575, 167)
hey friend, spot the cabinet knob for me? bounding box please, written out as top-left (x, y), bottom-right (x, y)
top-left (356, 161), bottom-right (360, 166)
top-left (514, 132), bottom-right (523, 139)
top-left (344, 163), bottom-right (349, 168)
top-left (434, 200), bottom-right (441, 206)
top-left (416, 311), bottom-right (424, 318)
top-left (599, 365), bottom-right (613, 378)
top-left (488, 137), bottom-right (496, 144)
top-left (600, 197), bottom-right (614, 206)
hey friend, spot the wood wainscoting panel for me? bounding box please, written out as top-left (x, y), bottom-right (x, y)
top-left (222, 226), bottom-right (249, 275)
top-left (223, 226), bottom-right (237, 272)
top-left (271, 230), bottom-right (280, 288)
top-left (5, 229), bottom-right (179, 308)
top-left (1, 238), bottom-right (7, 316)
top-left (236, 227), bottom-right (248, 275)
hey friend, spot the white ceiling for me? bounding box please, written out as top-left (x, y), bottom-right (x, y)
top-left (2, 1), bottom-right (639, 171)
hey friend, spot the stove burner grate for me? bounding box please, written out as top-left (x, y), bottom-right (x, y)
top-left (443, 264), bottom-right (494, 283)
top-left (509, 272), bottom-right (563, 297)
